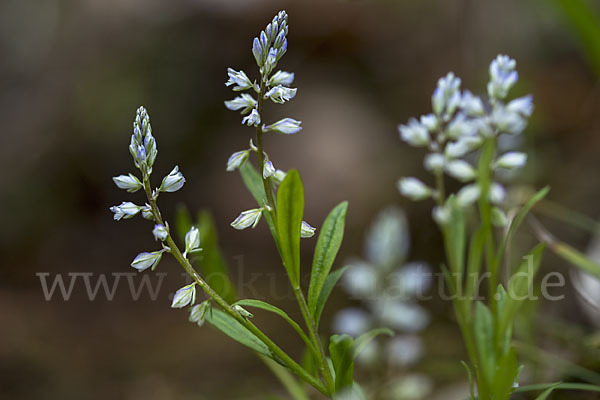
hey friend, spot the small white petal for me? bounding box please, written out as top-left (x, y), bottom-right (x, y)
top-left (160, 166), bottom-right (186, 193)
top-left (263, 160), bottom-right (276, 178)
top-left (226, 150), bottom-right (250, 172)
top-left (424, 153), bottom-right (445, 172)
top-left (184, 227), bottom-right (201, 257)
top-left (489, 183), bottom-right (506, 204)
top-left (264, 118), bottom-right (302, 134)
top-left (112, 173), bottom-right (142, 193)
top-left (398, 118), bottom-right (430, 147)
top-left (269, 70), bottom-right (295, 86)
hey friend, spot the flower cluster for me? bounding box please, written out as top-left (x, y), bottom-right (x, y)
top-left (333, 207), bottom-right (431, 369)
top-left (224, 10), bottom-right (314, 236)
top-left (398, 55), bottom-right (533, 226)
top-left (110, 106), bottom-right (202, 305)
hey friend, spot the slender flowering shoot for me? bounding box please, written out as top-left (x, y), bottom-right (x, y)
top-left (397, 55), bottom-right (550, 400)
top-left (221, 10), bottom-right (370, 396)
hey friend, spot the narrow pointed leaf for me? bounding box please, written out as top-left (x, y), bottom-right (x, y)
top-left (329, 334), bottom-right (354, 391)
top-left (234, 299), bottom-right (315, 355)
top-left (205, 308), bottom-right (272, 359)
top-left (277, 170), bottom-right (304, 286)
top-left (308, 201), bottom-right (348, 315)
top-left (314, 265), bottom-right (350, 329)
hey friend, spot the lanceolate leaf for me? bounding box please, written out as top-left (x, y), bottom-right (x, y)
top-left (308, 201), bottom-right (348, 316)
top-left (329, 334), bottom-right (354, 391)
top-left (234, 299), bottom-right (316, 355)
top-left (314, 265), bottom-right (350, 329)
top-left (205, 308), bottom-right (272, 359)
top-left (277, 170), bottom-right (304, 286)
top-left (497, 243), bottom-right (546, 339)
top-left (474, 301), bottom-right (496, 391)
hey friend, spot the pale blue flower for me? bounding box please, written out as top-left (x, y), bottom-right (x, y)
top-left (269, 70), bottom-right (295, 86)
top-left (131, 250), bottom-right (164, 271)
top-left (398, 118), bottom-right (430, 147)
top-left (264, 118), bottom-right (302, 134)
top-left (495, 151), bottom-right (527, 169)
top-left (226, 150), bottom-right (250, 172)
top-left (171, 283), bottom-right (196, 308)
top-left (342, 262), bottom-right (378, 297)
top-left (231, 208), bottom-right (263, 230)
top-left (398, 177), bottom-right (431, 201)
top-left (224, 93), bottom-right (257, 114)
top-left (159, 166), bottom-right (185, 192)
top-left (112, 173), bottom-right (142, 193)
top-left (432, 72), bottom-right (461, 116)
top-left (189, 301), bottom-right (210, 326)
top-left (492, 104), bottom-right (527, 135)
top-left (445, 159), bottom-right (476, 182)
top-left (184, 227), bottom-right (201, 257)
top-left (333, 308), bottom-right (371, 337)
top-left (242, 108), bottom-right (261, 126)
top-left (460, 90), bottom-right (485, 116)
top-left (263, 160), bottom-right (275, 178)
top-left (265, 85), bottom-right (297, 103)
top-left (152, 224), bottom-right (168, 241)
top-left (300, 221), bottom-right (316, 238)
top-left (456, 184), bottom-right (480, 207)
top-left (110, 201), bottom-right (141, 220)
top-left (423, 153), bottom-right (445, 172)
top-left (506, 95), bottom-right (534, 117)
top-left (488, 54), bottom-right (518, 100)
top-left (225, 68), bottom-right (253, 91)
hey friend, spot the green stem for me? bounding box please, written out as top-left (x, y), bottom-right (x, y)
top-left (477, 138), bottom-right (497, 313)
top-left (294, 286), bottom-right (336, 393)
top-left (142, 176), bottom-right (328, 396)
top-left (254, 73), bottom-right (334, 393)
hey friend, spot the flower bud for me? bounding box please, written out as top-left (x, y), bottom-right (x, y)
top-left (131, 250), bottom-right (164, 272)
top-left (263, 118), bottom-right (302, 134)
top-left (397, 177), bottom-right (431, 201)
top-left (225, 93), bottom-right (257, 114)
top-left (112, 173), bottom-right (142, 193)
top-left (269, 70), bottom-right (295, 86)
top-left (226, 150), bottom-right (250, 172)
top-left (424, 153), bottom-right (445, 172)
top-left (495, 152), bottom-right (527, 170)
top-left (242, 108), bottom-right (261, 127)
top-left (445, 160), bottom-right (476, 182)
top-left (398, 118), bottom-right (430, 147)
top-left (233, 304), bottom-right (253, 319)
top-left (152, 224), bottom-right (168, 241)
top-left (189, 301), bottom-right (210, 326)
top-left (160, 166), bottom-right (186, 193)
top-left (300, 221), bottom-right (316, 238)
top-left (225, 68), bottom-right (253, 91)
top-left (110, 202), bottom-right (141, 220)
top-left (456, 184), bottom-right (481, 207)
top-left (231, 208), bottom-right (263, 230)
top-left (184, 227), bottom-right (201, 257)
top-left (506, 95), bottom-right (533, 117)
top-left (265, 85), bottom-right (297, 104)
top-left (171, 283), bottom-right (197, 308)
top-left (263, 160), bottom-right (276, 178)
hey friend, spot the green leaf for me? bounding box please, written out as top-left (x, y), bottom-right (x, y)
top-left (491, 347), bottom-right (518, 400)
top-left (277, 170), bottom-right (304, 286)
top-left (196, 210), bottom-right (237, 303)
top-left (308, 201), bottom-right (348, 315)
top-left (239, 161), bottom-right (278, 242)
top-left (473, 301), bottom-right (496, 390)
top-left (205, 308), bottom-right (272, 359)
top-left (460, 361), bottom-right (475, 400)
top-left (234, 299), bottom-right (315, 355)
top-left (497, 243), bottom-right (546, 338)
top-left (352, 328), bottom-right (393, 359)
top-left (516, 382), bottom-right (600, 395)
top-left (494, 186), bottom-right (549, 272)
top-left (465, 226), bottom-right (486, 303)
top-left (329, 334), bottom-right (354, 391)
top-left (551, 240), bottom-right (600, 280)
top-left (533, 385), bottom-right (560, 400)
top-left (313, 265), bottom-right (350, 329)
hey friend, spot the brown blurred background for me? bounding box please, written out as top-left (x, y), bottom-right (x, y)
top-left (2, 0), bottom-right (600, 398)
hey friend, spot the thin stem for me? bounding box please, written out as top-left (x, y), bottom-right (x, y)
top-left (294, 287), bottom-right (336, 393)
top-left (142, 176), bottom-right (328, 396)
top-left (255, 73), bottom-right (334, 392)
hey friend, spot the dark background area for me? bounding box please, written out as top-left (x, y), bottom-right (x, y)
top-left (2, 0), bottom-right (600, 398)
